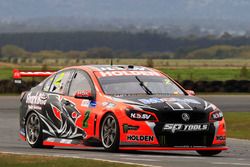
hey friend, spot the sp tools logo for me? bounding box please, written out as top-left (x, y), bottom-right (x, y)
top-left (182, 113), bottom-right (190, 122)
top-left (163, 124), bottom-right (209, 133)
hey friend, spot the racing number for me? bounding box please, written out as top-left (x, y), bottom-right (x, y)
top-left (82, 110), bottom-right (91, 128)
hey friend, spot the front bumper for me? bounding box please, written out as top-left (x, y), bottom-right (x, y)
top-left (120, 118), bottom-right (226, 148)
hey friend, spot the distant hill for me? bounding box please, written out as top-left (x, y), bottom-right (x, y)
top-left (0, 31), bottom-right (250, 52)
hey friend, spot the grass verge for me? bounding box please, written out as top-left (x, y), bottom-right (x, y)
top-left (160, 68), bottom-right (247, 81)
top-left (0, 153), bottom-right (140, 167)
top-left (224, 112), bottom-right (250, 140)
top-left (1, 65), bottom-right (248, 81)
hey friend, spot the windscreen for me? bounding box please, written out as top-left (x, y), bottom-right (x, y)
top-left (96, 73), bottom-right (185, 96)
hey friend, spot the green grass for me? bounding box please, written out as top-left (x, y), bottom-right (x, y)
top-left (1, 66), bottom-right (248, 81)
top-left (0, 153), bottom-right (140, 167)
top-left (0, 68), bottom-right (13, 80)
top-left (161, 68), bottom-right (249, 81)
top-left (224, 112), bottom-right (250, 140)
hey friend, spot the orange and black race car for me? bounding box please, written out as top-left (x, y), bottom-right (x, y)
top-left (16, 65), bottom-right (228, 156)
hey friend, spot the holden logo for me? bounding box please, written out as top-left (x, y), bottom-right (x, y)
top-left (182, 113), bottom-right (190, 122)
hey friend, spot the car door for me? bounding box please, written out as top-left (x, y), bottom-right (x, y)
top-left (42, 69), bottom-right (86, 139)
top-left (64, 69), bottom-right (96, 139)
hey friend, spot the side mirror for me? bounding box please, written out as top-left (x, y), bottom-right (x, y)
top-left (74, 90), bottom-right (93, 100)
top-left (186, 90), bottom-right (195, 96)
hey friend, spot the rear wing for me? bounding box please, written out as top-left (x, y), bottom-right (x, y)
top-left (12, 69), bottom-right (55, 84)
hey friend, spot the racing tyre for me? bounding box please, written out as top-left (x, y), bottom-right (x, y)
top-left (101, 113), bottom-right (120, 152)
top-left (196, 150), bottom-right (222, 156)
top-left (25, 112), bottom-right (53, 149)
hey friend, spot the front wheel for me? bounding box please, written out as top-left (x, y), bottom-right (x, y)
top-left (196, 150), bottom-right (222, 156)
top-left (101, 113), bottom-right (120, 152)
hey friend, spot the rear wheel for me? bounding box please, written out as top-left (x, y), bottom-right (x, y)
top-left (25, 112), bottom-right (53, 149)
top-left (196, 150), bottom-right (222, 156)
top-left (101, 113), bottom-right (119, 152)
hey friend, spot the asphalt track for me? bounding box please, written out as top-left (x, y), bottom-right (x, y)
top-left (0, 95), bottom-right (250, 167)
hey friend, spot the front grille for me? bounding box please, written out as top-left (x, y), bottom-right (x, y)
top-left (156, 111), bottom-right (208, 123)
top-left (154, 123), bottom-right (215, 147)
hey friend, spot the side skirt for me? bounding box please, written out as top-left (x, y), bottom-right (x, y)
top-left (43, 137), bottom-right (92, 148)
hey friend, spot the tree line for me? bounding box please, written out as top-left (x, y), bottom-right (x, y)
top-left (1, 31), bottom-right (250, 59)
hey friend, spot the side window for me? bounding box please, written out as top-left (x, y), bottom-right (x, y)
top-left (50, 71), bottom-right (72, 94)
top-left (43, 75), bottom-right (55, 92)
top-left (69, 71), bottom-right (92, 96)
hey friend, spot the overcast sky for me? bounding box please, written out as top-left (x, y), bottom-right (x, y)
top-left (0, 0), bottom-right (249, 23)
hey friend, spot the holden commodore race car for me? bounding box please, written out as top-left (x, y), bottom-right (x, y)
top-left (16, 65), bottom-right (228, 156)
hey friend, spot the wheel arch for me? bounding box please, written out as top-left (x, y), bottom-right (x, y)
top-left (99, 111), bottom-right (115, 138)
top-left (24, 110), bottom-right (44, 137)
top-left (24, 110), bottom-right (37, 133)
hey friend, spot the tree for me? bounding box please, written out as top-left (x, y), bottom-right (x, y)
top-left (240, 66), bottom-right (248, 78)
top-left (146, 58), bottom-right (154, 68)
top-left (1, 45), bottom-right (28, 57)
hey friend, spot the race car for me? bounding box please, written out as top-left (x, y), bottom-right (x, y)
top-left (16, 65), bottom-right (227, 156)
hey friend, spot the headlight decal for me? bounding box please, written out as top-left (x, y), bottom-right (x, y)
top-left (125, 108), bottom-right (158, 121)
top-left (209, 110), bottom-right (223, 122)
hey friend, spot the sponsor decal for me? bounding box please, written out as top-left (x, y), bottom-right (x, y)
top-left (99, 66), bottom-right (146, 71)
top-left (161, 98), bottom-right (201, 105)
top-left (138, 98), bottom-right (162, 104)
top-left (102, 102), bottom-right (116, 108)
top-left (181, 113), bottom-right (190, 122)
top-left (163, 123), bottom-right (209, 133)
top-left (81, 100), bottom-right (90, 107)
top-left (98, 71), bottom-right (161, 77)
top-left (75, 90), bottom-right (92, 98)
top-left (138, 97), bottom-right (201, 105)
top-left (127, 135), bottom-right (154, 142)
top-left (138, 97), bottom-right (196, 111)
top-left (123, 124), bottom-right (139, 133)
top-left (90, 101), bottom-right (96, 107)
top-left (26, 92), bottom-right (47, 105)
top-left (216, 136), bottom-right (226, 141)
top-left (125, 108), bottom-right (157, 121)
top-left (130, 112), bottom-right (151, 120)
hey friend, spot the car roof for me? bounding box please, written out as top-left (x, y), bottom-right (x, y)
top-left (84, 65), bottom-right (153, 72)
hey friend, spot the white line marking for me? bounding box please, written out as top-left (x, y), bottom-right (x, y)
top-left (116, 154), bottom-right (133, 157)
top-left (0, 151), bottom-right (161, 167)
top-left (138, 155), bottom-right (167, 158)
top-left (212, 162), bottom-right (250, 166)
top-left (139, 155), bottom-right (205, 160)
top-left (94, 158), bottom-right (161, 167)
top-left (121, 157), bottom-right (160, 162)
